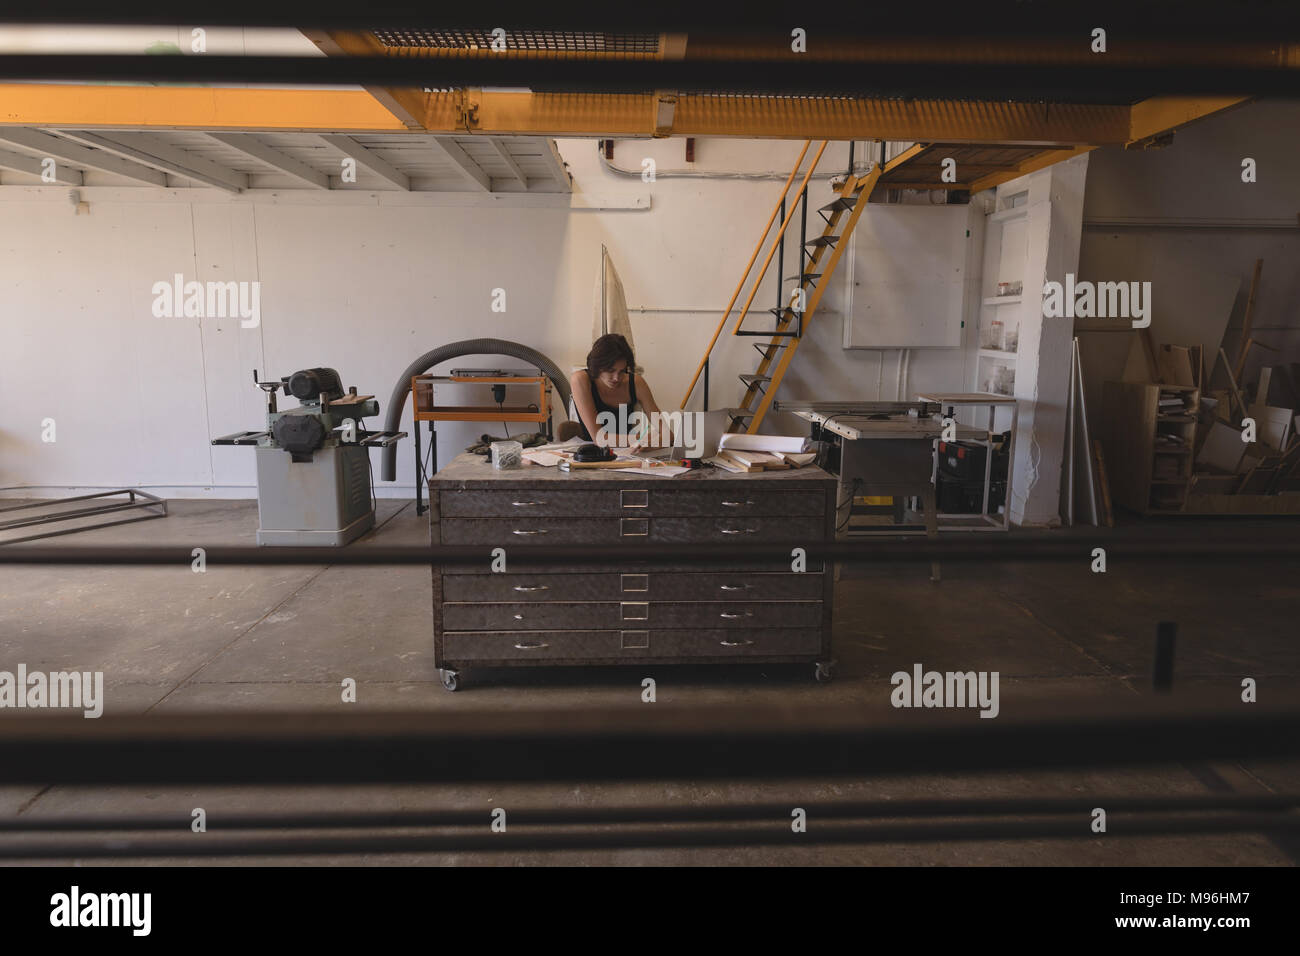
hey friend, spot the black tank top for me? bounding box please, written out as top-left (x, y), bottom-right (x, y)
top-left (578, 371), bottom-right (637, 441)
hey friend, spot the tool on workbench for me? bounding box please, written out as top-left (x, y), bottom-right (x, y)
top-left (212, 369), bottom-right (406, 546)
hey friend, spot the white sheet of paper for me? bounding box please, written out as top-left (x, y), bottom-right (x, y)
top-left (717, 433), bottom-right (810, 455)
top-left (611, 465), bottom-right (691, 478)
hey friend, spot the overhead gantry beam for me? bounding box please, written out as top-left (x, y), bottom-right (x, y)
top-left (1126, 96), bottom-right (1252, 147)
top-left (0, 84), bottom-right (1134, 144)
top-left (298, 29), bottom-right (429, 130)
top-left (965, 146), bottom-right (1096, 193)
top-left (0, 85), bottom-right (408, 133)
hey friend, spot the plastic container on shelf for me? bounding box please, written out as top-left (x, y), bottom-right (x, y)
top-left (979, 319), bottom-right (1005, 351)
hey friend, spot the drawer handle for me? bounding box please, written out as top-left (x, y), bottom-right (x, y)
top-left (720, 638), bottom-right (755, 647)
top-left (512, 529), bottom-right (548, 536)
top-left (720, 611), bottom-right (753, 620)
top-left (721, 499), bottom-right (755, 508)
top-left (513, 613), bottom-right (525, 620)
top-left (514, 641), bottom-right (549, 650)
top-left (719, 584), bottom-right (751, 592)
top-left (720, 528), bottom-right (758, 535)
top-left (512, 585), bottom-right (550, 592)
top-left (511, 500), bottom-right (546, 507)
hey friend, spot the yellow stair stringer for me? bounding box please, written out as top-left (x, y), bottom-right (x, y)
top-left (745, 165), bottom-right (882, 434)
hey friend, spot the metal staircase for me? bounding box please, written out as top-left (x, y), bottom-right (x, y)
top-left (681, 140), bottom-right (884, 434)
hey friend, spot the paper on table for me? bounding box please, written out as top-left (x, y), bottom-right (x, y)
top-left (530, 437), bottom-right (586, 453)
top-left (611, 465), bottom-right (691, 478)
top-left (717, 433), bottom-right (810, 455)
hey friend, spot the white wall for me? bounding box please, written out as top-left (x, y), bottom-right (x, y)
top-left (1077, 100), bottom-right (1300, 414)
top-left (0, 137), bottom-right (984, 497)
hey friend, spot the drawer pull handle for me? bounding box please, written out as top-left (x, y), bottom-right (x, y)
top-left (513, 613), bottom-right (525, 620)
top-left (719, 584), bottom-right (751, 592)
top-left (512, 529), bottom-right (548, 536)
top-left (719, 611), bottom-right (753, 620)
top-left (511, 500), bottom-right (546, 507)
top-left (512, 585), bottom-right (550, 592)
top-left (720, 638), bottom-right (755, 647)
top-left (720, 528), bottom-right (757, 535)
top-left (721, 499), bottom-right (755, 508)
top-left (514, 641), bottom-right (549, 650)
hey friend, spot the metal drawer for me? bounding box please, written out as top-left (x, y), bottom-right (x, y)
top-left (442, 571), bottom-right (825, 603)
top-left (440, 489), bottom-right (621, 517)
top-left (440, 517), bottom-right (626, 545)
top-left (442, 627), bottom-right (824, 661)
top-left (648, 489), bottom-right (824, 516)
top-left (439, 488), bottom-right (825, 518)
top-left (443, 600), bottom-right (823, 631)
top-left (440, 515), bottom-right (816, 545)
top-left (649, 516), bottom-right (817, 543)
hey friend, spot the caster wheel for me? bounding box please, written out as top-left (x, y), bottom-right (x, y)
top-left (440, 669), bottom-right (460, 692)
top-left (814, 661), bottom-right (835, 683)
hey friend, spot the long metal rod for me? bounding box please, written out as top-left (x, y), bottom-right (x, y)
top-left (2, 792), bottom-right (1293, 833)
top-left (1, 535), bottom-right (1298, 567)
top-left (2, 55), bottom-right (1298, 97)
top-left (0, 703), bottom-right (1295, 784)
top-left (1074, 338), bottom-right (1101, 524)
top-left (5, 813), bottom-right (1298, 860)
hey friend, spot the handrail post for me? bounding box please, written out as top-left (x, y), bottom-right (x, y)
top-left (679, 140), bottom-right (812, 409)
top-left (730, 140), bottom-right (828, 336)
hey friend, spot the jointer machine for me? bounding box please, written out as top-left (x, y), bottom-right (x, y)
top-left (213, 368), bottom-right (405, 546)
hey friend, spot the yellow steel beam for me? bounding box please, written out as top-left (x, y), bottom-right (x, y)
top-left (435, 92), bottom-right (1130, 141)
top-left (966, 146), bottom-right (1096, 193)
top-left (299, 29), bottom-right (429, 130)
top-left (1127, 96), bottom-right (1251, 147)
top-left (11, 86), bottom-right (1240, 150)
top-left (0, 83), bottom-right (409, 132)
top-left (881, 142), bottom-right (927, 172)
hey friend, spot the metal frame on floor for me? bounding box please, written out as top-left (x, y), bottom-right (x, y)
top-left (0, 489), bottom-right (167, 545)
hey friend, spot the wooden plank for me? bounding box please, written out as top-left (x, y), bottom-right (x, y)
top-left (1183, 493), bottom-right (1300, 515)
top-left (1092, 439), bottom-right (1115, 527)
top-left (1233, 258), bottom-right (1263, 381)
top-left (1139, 329), bottom-right (1163, 382)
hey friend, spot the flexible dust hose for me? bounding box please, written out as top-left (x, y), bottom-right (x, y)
top-left (380, 339), bottom-right (574, 482)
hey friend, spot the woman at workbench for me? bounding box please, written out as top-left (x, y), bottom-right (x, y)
top-left (569, 333), bottom-right (671, 449)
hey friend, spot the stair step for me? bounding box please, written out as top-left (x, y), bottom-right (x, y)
top-left (739, 374), bottom-right (771, 387)
top-left (721, 407), bottom-right (755, 420)
top-left (805, 235), bottom-right (838, 248)
top-left (819, 197), bottom-right (857, 213)
top-left (785, 273), bottom-right (822, 282)
top-left (767, 307), bottom-right (793, 317)
top-left (754, 342), bottom-right (788, 357)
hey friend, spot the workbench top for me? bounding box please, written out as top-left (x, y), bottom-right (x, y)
top-left (431, 452), bottom-right (834, 488)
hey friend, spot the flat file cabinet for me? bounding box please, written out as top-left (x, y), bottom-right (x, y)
top-left (429, 453), bottom-right (837, 690)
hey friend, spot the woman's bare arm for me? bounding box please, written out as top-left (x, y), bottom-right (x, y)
top-left (570, 370), bottom-right (633, 446)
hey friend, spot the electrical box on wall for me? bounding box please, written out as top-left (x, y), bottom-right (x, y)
top-left (842, 204), bottom-right (972, 349)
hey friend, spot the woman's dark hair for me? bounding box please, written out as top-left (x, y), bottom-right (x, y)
top-left (586, 333), bottom-right (635, 380)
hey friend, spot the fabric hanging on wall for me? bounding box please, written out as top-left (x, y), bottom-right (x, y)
top-left (593, 245), bottom-right (640, 370)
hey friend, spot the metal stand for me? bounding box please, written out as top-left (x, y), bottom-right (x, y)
top-left (0, 489), bottom-right (167, 545)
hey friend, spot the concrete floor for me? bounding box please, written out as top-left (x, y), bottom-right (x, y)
top-left (0, 498), bottom-right (1296, 865)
